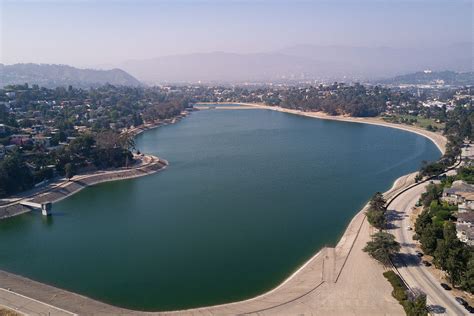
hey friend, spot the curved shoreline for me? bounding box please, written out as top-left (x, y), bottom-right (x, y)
top-left (196, 102), bottom-right (446, 154)
top-left (0, 154), bottom-right (168, 219)
top-left (0, 107), bottom-right (447, 315)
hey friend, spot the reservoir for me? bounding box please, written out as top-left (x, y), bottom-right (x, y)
top-left (0, 109), bottom-right (441, 311)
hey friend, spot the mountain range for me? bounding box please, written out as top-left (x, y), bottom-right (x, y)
top-left (0, 63), bottom-right (142, 88)
top-left (118, 43), bottom-right (472, 84)
top-left (2, 42), bottom-right (472, 88)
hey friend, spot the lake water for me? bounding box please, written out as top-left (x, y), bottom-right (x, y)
top-left (0, 109), bottom-right (440, 311)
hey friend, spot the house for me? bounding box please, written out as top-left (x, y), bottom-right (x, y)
top-left (442, 180), bottom-right (474, 204)
top-left (456, 212), bottom-right (474, 246)
top-left (10, 134), bottom-right (31, 146)
top-left (456, 224), bottom-right (474, 246)
top-left (457, 212), bottom-right (474, 226)
top-left (32, 125), bottom-right (45, 134)
top-left (32, 136), bottom-right (51, 148)
top-left (458, 201), bottom-right (474, 213)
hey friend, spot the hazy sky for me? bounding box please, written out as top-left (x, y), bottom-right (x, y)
top-left (1, 0), bottom-right (472, 67)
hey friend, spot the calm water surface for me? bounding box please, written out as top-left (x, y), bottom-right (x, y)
top-left (0, 109), bottom-right (440, 310)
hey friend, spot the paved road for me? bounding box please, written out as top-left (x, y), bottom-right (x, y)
top-left (388, 183), bottom-right (467, 315)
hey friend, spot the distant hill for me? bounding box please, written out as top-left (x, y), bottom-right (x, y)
top-left (379, 71), bottom-right (474, 86)
top-left (0, 63), bottom-right (143, 88)
top-left (118, 43), bottom-right (472, 84)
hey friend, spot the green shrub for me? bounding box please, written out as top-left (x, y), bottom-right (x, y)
top-left (383, 271), bottom-right (428, 316)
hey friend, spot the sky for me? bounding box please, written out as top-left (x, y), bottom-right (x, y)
top-left (0, 0), bottom-right (472, 67)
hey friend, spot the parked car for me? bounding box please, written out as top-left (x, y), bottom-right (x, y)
top-left (440, 283), bottom-right (452, 291)
top-left (407, 226), bottom-right (412, 230)
top-left (466, 304), bottom-right (474, 313)
top-left (455, 297), bottom-right (467, 306)
top-left (416, 251), bottom-right (424, 257)
top-left (422, 260), bottom-right (432, 267)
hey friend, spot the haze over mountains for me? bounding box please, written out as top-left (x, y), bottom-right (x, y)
top-left (1, 42), bottom-right (472, 88)
top-left (0, 64), bottom-right (142, 88)
top-left (380, 71), bottom-right (474, 86)
top-left (118, 43), bottom-right (473, 84)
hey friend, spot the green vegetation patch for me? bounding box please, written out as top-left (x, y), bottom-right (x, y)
top-left (414, 183), bottom-right (473, 293)
top-left (383, 271), bottom-right (428, 316)
top-left (382, 114), bottom-right (444, 131)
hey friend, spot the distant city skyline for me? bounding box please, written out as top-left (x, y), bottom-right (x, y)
top-left (1, 0), bottom-right (472, 68)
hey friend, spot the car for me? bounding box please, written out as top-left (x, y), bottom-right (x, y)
top-left (415, 251), bottom-right (424, 257)
top-left (422, 260), bottom-right (432, 267)
top-left (440, 283), bottom-right (452, 290)
top-left (455, 297), bottom-right (468, 306)
top-left (466, 304), bottom-right (474, 313)
top-left (407, 226), bottom-right (412, 230)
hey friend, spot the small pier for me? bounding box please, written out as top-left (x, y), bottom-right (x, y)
top-left (19, 201), bottom-right (52, 216)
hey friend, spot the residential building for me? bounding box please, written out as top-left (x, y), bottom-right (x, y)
top-left (32, 136), bottom-right (51, 148)
top-left (10, 134), bottom-right (31, 146)
top-left (456, 212), bottom-right (474, 246)
top-left (442, 180), bottom-right (474, 204)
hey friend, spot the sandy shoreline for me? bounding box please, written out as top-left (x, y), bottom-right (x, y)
top-left (0, 105), bottom-right (447, 314)
top-left (196, 102), bottom-right (446, 153)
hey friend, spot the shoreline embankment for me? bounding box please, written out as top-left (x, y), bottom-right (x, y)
top-left (0, 103), bottom-right (448, 314)
top-left (0, 154), bottom-right (168, 219)
top-left (0, 110), bottom-right (193, 220)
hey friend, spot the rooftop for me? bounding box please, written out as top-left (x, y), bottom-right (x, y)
top-left (444, 180), bottom-right (474, 195)
top-left (457, 212), bottom-right (474, 223)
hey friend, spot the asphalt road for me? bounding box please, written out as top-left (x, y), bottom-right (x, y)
top-left (388, 182), bottom-right (467, 315)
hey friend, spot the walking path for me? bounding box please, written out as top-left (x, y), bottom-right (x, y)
top-left (0, 288), bottom-right (75, 316)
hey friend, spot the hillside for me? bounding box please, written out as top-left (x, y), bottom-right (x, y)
top-left (380, 71), bottom-right (474, 86)
top-left (0, 64), bottom-right (143, 88)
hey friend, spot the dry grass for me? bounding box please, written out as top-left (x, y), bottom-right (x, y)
top-left (0, 307), bottom-right (22, 316)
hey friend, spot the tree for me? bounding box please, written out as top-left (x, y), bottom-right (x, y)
top-left (433, 239), bottom-right (449, 268)
top-left (419, 223), bottom-right (441, 255)
top-left (461, 257), bottom-right (474, 293)
top-left (366, 208), bottom-right (387, 229)
top-left (0, 151), bottom-right (34, 197)
top-left (415, 209), bottom-right (431, 235)
top-left (64, 163), bottom-right (76, 180)
top-left (405, 288), bottom-right (428, 316)
top-left (366, 192), bottom-right (387, 229)
top-left (370, 192), bottom-right (386, 210)
top-left (364, 231), bottom-right (401, 265)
